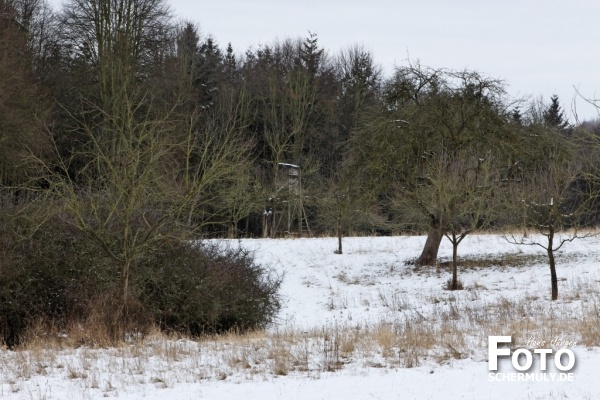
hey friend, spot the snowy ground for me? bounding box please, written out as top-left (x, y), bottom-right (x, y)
top-left (2, 234), bottom-right (600, 399)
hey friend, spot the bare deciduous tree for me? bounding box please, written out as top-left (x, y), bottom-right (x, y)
top-left (31, 80), bottom-right (253, 337)
top-left (0, 0), bottom-right (50, 185)
top-left (506, 131), bottom-right (596, 300)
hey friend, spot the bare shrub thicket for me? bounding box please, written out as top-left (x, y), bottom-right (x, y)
top-left (0, 212), bottom-right (280, 347)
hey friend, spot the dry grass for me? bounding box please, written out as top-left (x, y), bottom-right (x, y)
top-left (433, 252), bottom-right (547, 270)
top-left (577, 311), bottom-right (600, 346)
top-left (2, 295), bottom-right (599, 398)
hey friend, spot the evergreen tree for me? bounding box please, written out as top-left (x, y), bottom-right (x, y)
top-left (223, 42), bottom-right (238, 80)
top-left (543, 94), bottom-right (570, 132)
top-left (176, 22), bottom-right (201, 83)
top-left (299, 31), bottom-right (323, 77)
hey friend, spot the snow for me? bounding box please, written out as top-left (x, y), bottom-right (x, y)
top-left (277, 162), bottom-right (300, 168)
top-left (2, 234), bottom-right (600, 399)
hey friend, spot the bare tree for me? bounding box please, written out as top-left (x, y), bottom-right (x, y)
top-left (439, 153), bottom-right (496, 289)
top-left (506, 130), bottom-right (596, 300)
top-left (0, 0), bottom-right (50, 185)
top-left (318, 168), bottom-right (380, 254)
top-left (11, 0), bottom-right (57, 60)
top-left (59, 0), bottom-right (173, 155)
top-left (32, 87), bottom-right (252, 337)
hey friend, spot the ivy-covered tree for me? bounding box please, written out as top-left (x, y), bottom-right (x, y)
top-left (351, 65), bottom-right (513, 266)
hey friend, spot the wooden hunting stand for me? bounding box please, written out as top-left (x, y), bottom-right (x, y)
top-left (262, 163), bottom-right (310, 237)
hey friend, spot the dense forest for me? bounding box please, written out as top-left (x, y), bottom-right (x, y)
top-left (2, 0), bottom-right (600, 344)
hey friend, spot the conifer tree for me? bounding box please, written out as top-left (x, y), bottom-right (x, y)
top-left (543, 94), bottom-right (570, 132)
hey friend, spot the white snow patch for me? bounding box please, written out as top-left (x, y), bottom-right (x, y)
top-left (2, 234), bottom-right (600, 399)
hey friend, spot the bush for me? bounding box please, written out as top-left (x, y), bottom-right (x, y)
top-left (0, 215), bottom-right (281, 346)
top-left (136, 241), bottom-right (281, 335)
top-left (0, 217), bottom-right (109, 346)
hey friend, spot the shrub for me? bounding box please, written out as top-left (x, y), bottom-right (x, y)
top-left (0, 217), bottom-right (114, 347)
top-left (0, 214), bottom-right (281, 346)
top-left (136, 241), bottom-right (281, 335)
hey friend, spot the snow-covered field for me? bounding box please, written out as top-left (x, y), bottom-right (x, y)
top-left (2, 234), bottom-right (600, 399)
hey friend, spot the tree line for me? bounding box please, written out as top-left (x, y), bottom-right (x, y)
top-left (1, 0), bottom-right (600, 343)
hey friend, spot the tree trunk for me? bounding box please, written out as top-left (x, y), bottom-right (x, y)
top-left (262, 209), bottom-right (272, 238)
top-left (336, 206), bottom-right (343, 254)
top-left (549, 248), bottom-right (558, 300)
top-left (271, 204), bottom-right (277, 238)
top-left (547, 230), bottom-right (558, 300)
top-left (451, 238), bottom-right (459, 290)
top-left (114, 260), bottom-right (131, 339)
top-left (229, 221), bottom-right (237, 238)
top-left (119, 263), bottom-right (129, 312)
top-left (546, 225), bottom-right (558, 300)
top-left (416, 218), bottom-right (443, 266)
top-left (262, 212), bottom-right (268, 238)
